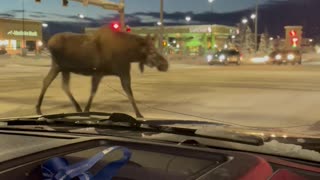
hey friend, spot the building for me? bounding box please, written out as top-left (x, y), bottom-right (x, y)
top-left (0, 18), bottom-right (43, 55)
top-left (86, 24), bottom-right (237, 56)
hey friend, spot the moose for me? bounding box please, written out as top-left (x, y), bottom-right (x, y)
top-left (36, 26), bottom-right (169, 118)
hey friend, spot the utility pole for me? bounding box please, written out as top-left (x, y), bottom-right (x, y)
top-left (208, 0), bottom-right (214, 51)
top-left (159, 0), bottom-right (164, 53)
top-left (71, 0), bottom-right (125, 31)
top-left (119, 0), bottom-right (125, 31)
top-left (254, 0), bottom-right (259, 53)
top-left (22, 0), bottom-right (26, 56)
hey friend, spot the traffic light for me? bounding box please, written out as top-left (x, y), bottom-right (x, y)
top-left (62, 0), bottom-right (68, 7)
top-left (126, 25), bottom-right (131, 33)
top-left (110, 22), bottom-right (121, 32)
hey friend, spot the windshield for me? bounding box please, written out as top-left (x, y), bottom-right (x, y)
top-left (1, 0), bottom-right (320, 160)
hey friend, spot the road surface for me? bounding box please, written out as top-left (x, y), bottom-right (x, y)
top-left (1, 56), bottom-right (320, 134)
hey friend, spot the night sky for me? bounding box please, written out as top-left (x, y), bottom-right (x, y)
top-left (0, 0), bottom-right (319, 39)
top-left (0, 0), bottom-right (272, 19)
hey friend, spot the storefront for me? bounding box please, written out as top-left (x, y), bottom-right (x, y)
top-left (0, 18), bottom-right (43, 55)
top-left (130, 24), bottom-right (237, 56)
top-left (85, 24), bottom-right (237, 56)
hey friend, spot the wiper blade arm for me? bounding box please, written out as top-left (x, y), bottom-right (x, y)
top-left (2, 112), bottom-right (264, 146)
top-left (146, 124), bottom-right (264, 146)
top-left (40, 111), bottom-right (113, 119)
top-left (0, 112), bottom-right (113, 121)
top-left (4, 112), bottom-right (140, 128)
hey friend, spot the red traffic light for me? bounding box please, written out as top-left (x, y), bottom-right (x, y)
top-left (126, 25), bottom-right (131, 32)
top-left (110, 22), bottom-right (121, 31)
top-left (113, 23), bottom-right (120, 29)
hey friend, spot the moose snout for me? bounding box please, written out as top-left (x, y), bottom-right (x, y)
top-left (157, 60), bottom-right (169, 72)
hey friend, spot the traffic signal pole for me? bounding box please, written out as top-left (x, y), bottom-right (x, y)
top-left (254, 0), bottom-right (259, 53)
top-left (71, 0), bottom-right (126, 31)
top-left (119, 0), bottom-right (125, 31)
top-left (159, 0), bottom-right (164, 53)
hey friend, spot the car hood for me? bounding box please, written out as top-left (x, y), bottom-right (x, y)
top-left (1, 113), bottom-right (320, 162)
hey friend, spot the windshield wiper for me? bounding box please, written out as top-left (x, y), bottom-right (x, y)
top-left (1, 112), bottom-right (265, 146)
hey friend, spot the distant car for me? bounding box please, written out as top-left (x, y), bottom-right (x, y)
top-left (268, 49), bottom-right (302, 65)
top-left (207, 49), bottom-right (241, 65)
top-left (0, 47), bottom-right (7, 55)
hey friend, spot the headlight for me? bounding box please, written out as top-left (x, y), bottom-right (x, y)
top-left (219, 54), bottom-right (226, 61)
top-left (206, 54), bottom-right (213, 62)
top-left (287, 54), bottom-right (295, 60)
top-left (275, 54), bottom-right (282, 60)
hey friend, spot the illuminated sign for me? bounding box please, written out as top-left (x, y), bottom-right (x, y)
top-left (290, 30), bottom-right (296, 36)
top-left (289, 30), bottom-right (299, 48)
top-left (7, 30), bottom-right (38, 37)
top-left (190, 26), bottom-right (209, 33)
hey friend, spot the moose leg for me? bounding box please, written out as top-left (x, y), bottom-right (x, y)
top-left (84, 74), bottom-right (103, 112)
top-left (36, 67), bottom-right (59, 115)
top-left (61, 72), bottom-right (82, 112)
top-left (120, 75), bottom-right (143, 118)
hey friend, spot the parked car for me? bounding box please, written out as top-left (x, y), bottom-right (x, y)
top-left (0, 46), bottom-right (7, 55)
top-left (268, 49), bottom-right (302, 65)
top-left (207, 49), bottom-right (242, 65)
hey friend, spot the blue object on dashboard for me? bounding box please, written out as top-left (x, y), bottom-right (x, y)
top-left (41, 146), bottom-right (132, 180)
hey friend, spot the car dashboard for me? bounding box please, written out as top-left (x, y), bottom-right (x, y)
top-left (0, 129), bottom-right (319, 180)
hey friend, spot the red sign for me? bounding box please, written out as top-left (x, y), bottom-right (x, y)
top-left (289, 30), bottom-right (297, 37)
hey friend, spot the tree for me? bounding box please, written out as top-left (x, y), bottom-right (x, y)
top-left (233, 23), bottom-right (250, 52)
top-left (244, 25), bottom-right (254, 54)
top-left (258, 33), bottom-right (268, 54)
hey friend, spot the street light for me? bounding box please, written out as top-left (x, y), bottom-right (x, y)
top-left (159, 0), bottom-right (164, 53)
top-left (269, 37), bottom-right (274, 41)
top-left (78, 13), bottom-right (85, 19)
top-left (208, 0), bottom-right (214, 12)
top-left (185, 16), bottom-right (191, 22)
top-left (78, 13), bottom-right (86, 33)
top-left (242, 18), bottom-right (248, 24)
top-left (42, 23), bottom-right (48, 28)
top-left (254, 0), bottom-right (259, 53)
top-left (250, 13), bottom-right (256, 20)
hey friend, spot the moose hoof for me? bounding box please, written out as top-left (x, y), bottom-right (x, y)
top-left (75, 107), bottom-right (83, 113)
top-left (36, 107), bottom-right (42, 115)
top-left (84, 107), bottom-right (90, 113)
top-left (136, 113), bottom-right (144, 118)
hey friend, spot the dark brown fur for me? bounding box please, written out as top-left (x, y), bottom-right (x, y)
top-left (36, 26), bottom-right (168, 117)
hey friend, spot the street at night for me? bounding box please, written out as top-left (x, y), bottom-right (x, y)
top-left (1, 56), bottom-right (320, 135)
top-left (3, 1), bottom-right (320, 178)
